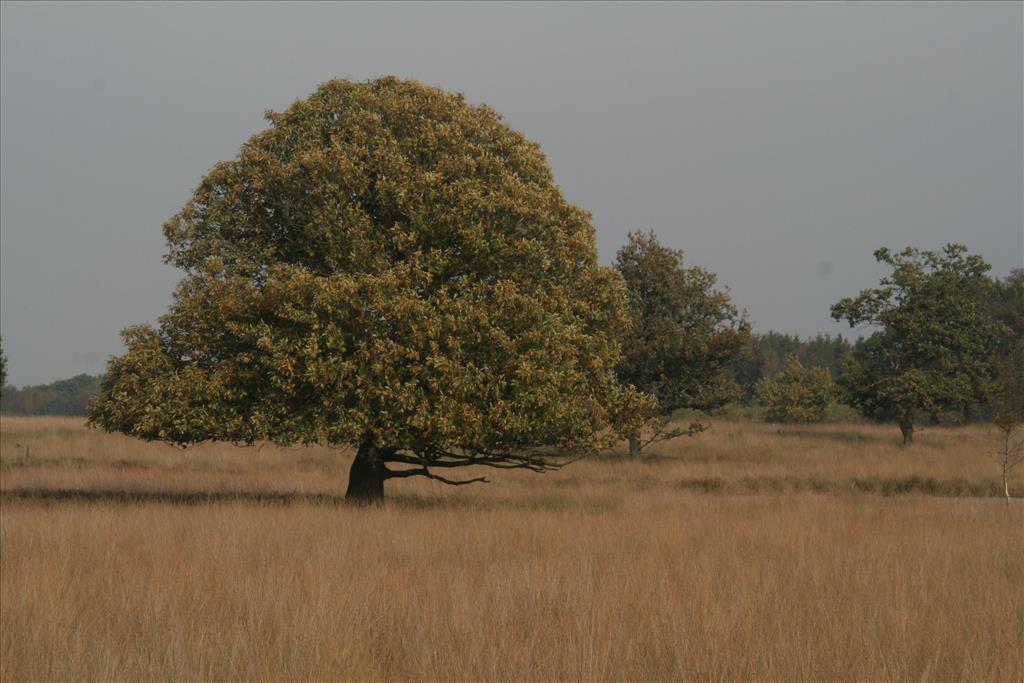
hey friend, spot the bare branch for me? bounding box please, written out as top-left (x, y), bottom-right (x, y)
top-left (636, 419), bottom-right (707, 451)
top-left (414, 446), bottom-right (572, 473)
top-left (379, 444), bottom-right (582, 489)
top-left (383, 466), bottom-right (489, 486)
top-left (420, 471), bottom-right (490, 486)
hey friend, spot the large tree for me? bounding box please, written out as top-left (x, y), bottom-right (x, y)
top-left (88, 77), bottom-right (646, 501)
top-left (831, 244), bottom-right (998, 444)
top-left (614, 231), bottom-right (750, 455)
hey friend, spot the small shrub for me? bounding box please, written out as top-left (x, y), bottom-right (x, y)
top-left (755, 356), bottom-right (836, 423)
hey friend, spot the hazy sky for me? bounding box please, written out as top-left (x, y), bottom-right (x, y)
top-left (1, 2), bottom-right (1021, 386)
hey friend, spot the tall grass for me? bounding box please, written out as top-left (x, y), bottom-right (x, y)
top-left (2, 416), bottom-right (1020, 499)
top-left (1, 417), bottom-right (1022, 681)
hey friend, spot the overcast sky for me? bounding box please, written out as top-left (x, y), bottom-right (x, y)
top-left (1, 2), bottom-right (1021, 386)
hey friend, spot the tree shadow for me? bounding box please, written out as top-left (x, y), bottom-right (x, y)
top-left (0, 488), bottom-right (347, 507)
top-left (771, 427), bottom-right (891, 445)
top-left (0, 488), bottom-right (581, 511)
top-left (585, 451), bottom-right (681, 464)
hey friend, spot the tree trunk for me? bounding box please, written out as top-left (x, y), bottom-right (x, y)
top-left (345, 440), bottom-right (387, 503)
top-left (1004, 464), bottom-right (1011, 503)
top-left (899, 420), bottom-right (914, 445)
top-left (628, 431), bottom-right (641, 458)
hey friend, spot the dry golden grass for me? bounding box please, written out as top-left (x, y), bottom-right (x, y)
top-left (1, 416), bottom-right (1022, 681)
top-left (2, 416), bottom-right (1020, 500)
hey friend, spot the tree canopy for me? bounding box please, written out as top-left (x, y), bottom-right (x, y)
top-left (88, 77), bottom-right (647, 500)
top-left (614, 231), bottom-right (749, 454)
top-left (831, 244), bottom-right (998, 443)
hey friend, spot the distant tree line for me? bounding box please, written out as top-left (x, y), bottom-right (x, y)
top-left (1, 374), bottom-right (104, 416)
top-left (731, 332), bottom-right (852, 399)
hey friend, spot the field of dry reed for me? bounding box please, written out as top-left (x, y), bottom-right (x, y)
top-left (1, 416), bottom-right (1022, 681)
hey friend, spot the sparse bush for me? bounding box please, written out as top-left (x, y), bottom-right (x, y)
top-left (987, 345), bottom-right (1024, 500)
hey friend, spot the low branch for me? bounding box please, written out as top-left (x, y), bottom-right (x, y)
top-left (377, 444), bottom-right (582, 490)
top-left (387, 445), bottom-right (571, 473)
top-left (383, 466), bottom-right (490, 486)
top-left (382, 452), bottom-right (424, 466)
top-left (636, 419), bottom-right (708, 451)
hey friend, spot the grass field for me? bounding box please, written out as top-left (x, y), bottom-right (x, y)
top-left (1, 416), bottom-right (1022, 681)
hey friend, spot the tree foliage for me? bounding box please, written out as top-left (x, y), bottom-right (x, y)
top-left (755, 356), bottom-right (835, 424)
top-left (614, 231), bottom-right (749, 454)
top-left (831, 244), bottom-right (998, 443)
top-left (88, 77), bottom-right (647, 500)
top-left (990, 269), bottom-right (1024, 364)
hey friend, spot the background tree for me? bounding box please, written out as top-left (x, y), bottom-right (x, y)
top-left (755, 355), bottom-right (836, 424)
top-left (88, 77), bottom-right (647, 502)
top-left (0, 338), bottom-right (6, 397)
top-left (831, 244), bottom-right (997, 444)
top-left (986, 269), bottom-right (1024, 499)
top-left (615, 230), bottom-right (750, 456)
top-left (990, 269), bottom-right (1023, 361)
